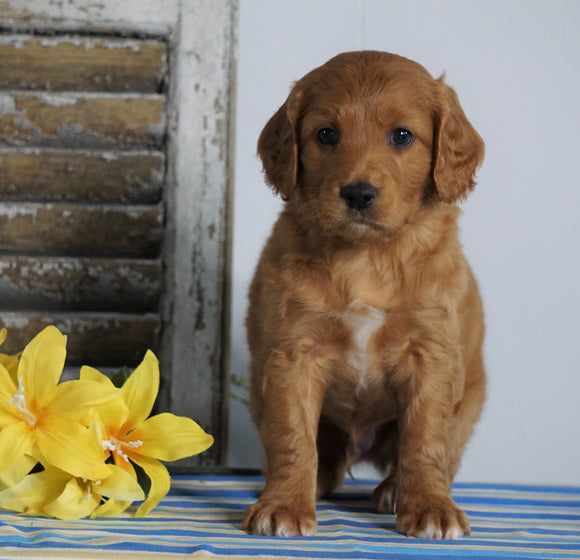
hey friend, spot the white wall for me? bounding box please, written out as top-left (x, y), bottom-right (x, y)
top-left (228, 0), bottom-right (580, 485)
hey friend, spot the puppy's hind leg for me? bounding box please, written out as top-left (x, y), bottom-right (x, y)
top-left (316, 416), bottom-right (349, 498)
top-left (366, 421), bottom-right (399, 514)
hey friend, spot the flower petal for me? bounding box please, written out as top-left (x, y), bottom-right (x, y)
top-left (0, 455), bottom-right (36, 491)
top-left (0, 364), bottom-right (18, 426)
top-left (36, 416), bottom-right (110, 480)
top-left (98, 465), bottom-right (144, 501)
top-left (97, 399), bottom-right (131, 446)
top-left (91, 498), bottom-right (132, 518)
top-left (121, 350), bottom-right (159, 427)
top-left (49, 379), bottom-right (118, 421)
top-left (0, 354), bottom-right (20, 385)
top-left (44, 477), bottom-right (100, 520)
top-left (19, 326), bottom-right (66, 404)
top-left (0, 362), bottom-right (17, 396)
top-left (112, 452), bottom-right (138, 475)
top-left (134, 413), bottom-right (214, 462)
top-left (0, 468), bottom-right (68, 515)
top-left (80, 365), bottom-right (115, 386)
top-left (0, 422), bottom-right (34, 473)
top-left (131, 456), bottom-right (170, 517)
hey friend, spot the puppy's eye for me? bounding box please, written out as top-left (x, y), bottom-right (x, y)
top-left (316, 127), bottom-right (339, 146)
top-left (389, 128), bottom-right (414, 148)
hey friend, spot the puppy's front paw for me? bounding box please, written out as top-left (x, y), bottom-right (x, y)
top-left (243, 498), bottom-right (317, 537)
top-left (396, 495), bottom-right (470, 539)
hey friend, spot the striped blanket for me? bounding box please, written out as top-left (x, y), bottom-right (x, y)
top-left (0, 474), bottom-right (578, 559)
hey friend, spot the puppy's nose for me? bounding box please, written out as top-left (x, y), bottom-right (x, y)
top-left (340, 182), bottom-right (378, 211)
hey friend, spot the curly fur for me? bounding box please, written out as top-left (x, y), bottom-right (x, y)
top-left (243, 51), bottom-right (486, 540)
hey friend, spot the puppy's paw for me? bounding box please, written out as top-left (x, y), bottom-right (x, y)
top-left (243, 498), bottom-right (317, 537)
top-left (396, 495), bottom-right (470, 539)
top-left (371, 475), bottom-right (397, 514)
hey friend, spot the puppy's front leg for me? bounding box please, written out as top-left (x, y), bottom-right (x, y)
top-left (243, 344), bottom-right (327, 537)
top-left (390, 338), bottom-right (470, 540)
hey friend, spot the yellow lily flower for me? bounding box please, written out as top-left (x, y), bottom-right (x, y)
top-left (0, 326), bottom-right (116, 480)
top-left (0, 328), bottom-right (20, 384)
top-left (81, 350), bottom-right (214, 517)
top-left (0, 464), bottom-right (144, 520)
top-left (0, 455), bottom-right (36, 491)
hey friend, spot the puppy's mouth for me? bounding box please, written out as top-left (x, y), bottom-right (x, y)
top-left (344, 211), bottom-right (384, 231)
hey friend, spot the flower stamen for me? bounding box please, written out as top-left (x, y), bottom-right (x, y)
top-left (81, 477), bottom-right (101, 501)
top-left (7, 375), bottom-right (37, 427)
top-left (102, 437), bottom-right (143, 462)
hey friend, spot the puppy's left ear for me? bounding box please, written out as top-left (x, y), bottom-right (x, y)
top-left (432, 81), bottom-right (485, 202)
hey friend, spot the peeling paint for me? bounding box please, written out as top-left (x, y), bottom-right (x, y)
top-left (0, 1), bottom-right (35, 22)
top-left (36, 36), bottom-right (149, 52)
top-left (0, 204), bottom-right (38, 220)
top-left (0, 203), bottom-right (164, 258)
top-left (100, 151), bottom-right (118, 161)
top-left (0, 311), bottom-right (160, 366)
top-left (0, 257), bottom-right (161, 313)
top-left (32, 92), bottom-right (78, 107)
top-left (0, 93), bottom-right (22, 116)
top-left (0, 149), bottom-right (164, 203)
top-left (0, 35), bottom-right (26, 48)
top-left (0, 93), bottom-right (166, 149)
top-left (0, 33), bottom-right (167, 93)
top-left (0, 315), bottom-right (31, 329)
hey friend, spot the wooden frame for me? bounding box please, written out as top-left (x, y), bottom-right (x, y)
top-left (0, 0), bottom-right (238, 466)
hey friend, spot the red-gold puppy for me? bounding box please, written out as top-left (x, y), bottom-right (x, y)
top-left (243, 51), bottom-right (486, 540)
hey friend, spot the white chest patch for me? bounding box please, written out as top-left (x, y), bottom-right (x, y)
top-left (341, 300), bottom-right (386, 376)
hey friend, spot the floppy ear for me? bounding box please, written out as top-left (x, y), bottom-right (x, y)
top-left (432, 81), bottom-right (485, 203)
top-left (257, 85), bottom-right (303, 200)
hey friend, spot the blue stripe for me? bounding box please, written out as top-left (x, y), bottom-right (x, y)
top-left (6, 529), bottom-right (580, 552)
top-left (2, 540), bottom-right (577, 560)
top-left (453, 482), bottom-right (580, 494)
top-left (0, 476), bottom-right (578, 559)
top-left (466, 509), bottom-right (580, 521)
top-left (455, 495), bottom-right (580, 508)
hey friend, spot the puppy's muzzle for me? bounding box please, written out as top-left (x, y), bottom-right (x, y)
top-left (340, 182), bottom-right (378, 211)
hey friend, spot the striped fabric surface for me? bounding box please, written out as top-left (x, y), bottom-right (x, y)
top-left (0, 474), bottom-right (579, 559)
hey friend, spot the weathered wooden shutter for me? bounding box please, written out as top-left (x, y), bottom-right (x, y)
top-left (0, 0), bottom-right (237, 467)
top-left (0, 34), bottom-right (167, 366)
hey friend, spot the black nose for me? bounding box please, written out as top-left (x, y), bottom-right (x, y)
top-left (339, 182), bottom-right (378, 211)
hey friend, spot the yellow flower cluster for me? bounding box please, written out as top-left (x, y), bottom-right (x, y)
top-left (0, 326), bottom-right (213, 520)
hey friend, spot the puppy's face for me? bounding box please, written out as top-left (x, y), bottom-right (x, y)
top-left (297, 71), bottom-right (436, 240)
top-left (258, 52), bottom-right (484, 243)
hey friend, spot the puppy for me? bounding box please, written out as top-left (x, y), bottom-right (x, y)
top-left (243, 51), bottom-right (486, 540)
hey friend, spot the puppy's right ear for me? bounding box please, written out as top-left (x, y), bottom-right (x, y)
top-left (257, 86), bottom-right (303, 200)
